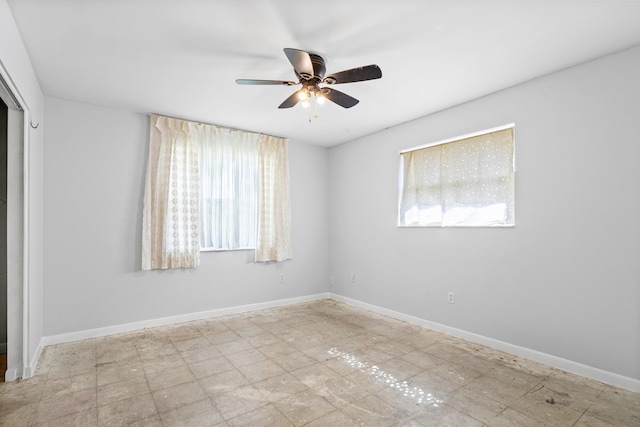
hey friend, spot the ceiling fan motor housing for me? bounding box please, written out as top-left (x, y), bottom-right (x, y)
top-left (308, 54), bottom-right (326, 79)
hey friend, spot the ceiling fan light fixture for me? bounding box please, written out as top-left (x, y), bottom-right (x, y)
top-left (298, 90), bottom-right (309, 101)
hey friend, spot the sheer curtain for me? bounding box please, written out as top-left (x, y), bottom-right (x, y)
top-left (400, 146), bottom-right (443, 226)
top-left (440, 128), bottom-right (514, 226)
top-left (199, 126), bottom-right (259, 250)
top-left (256, 135), bottom-right (293, 262)
top-left (399, 126), bottom-right (514, 227)
top-left (142, 115), bottom-right (292, 270)
top-left (142, 115), bottom-right (201, 270)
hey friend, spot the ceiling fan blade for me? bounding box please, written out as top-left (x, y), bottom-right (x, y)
top-left (278, 90), bottom-right (303, 109)
top-left (236, 79), bottom-right (297, 86)
top-left (323, 64), bottom-right (382, 84)
top-left (283, 48), bottom-right (314, 79)
top-left (322, 88), bottom-right (359, 108)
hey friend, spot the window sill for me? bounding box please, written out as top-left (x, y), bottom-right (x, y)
top-left (398, 224), bottom-right (515, 228)
top-left (200, 247), bottom-right (255, 253)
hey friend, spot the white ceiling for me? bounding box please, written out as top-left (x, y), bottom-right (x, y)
top-left (7, 0), bottom-right (640, 147)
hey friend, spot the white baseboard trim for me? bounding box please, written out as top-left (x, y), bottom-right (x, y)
top-left (329, 293), bottom-right (640, 393)
top-left (22, 338), bottom-right (44, 379)
top-left (42, 293), bottom-right (330, 347)
top-left (5, 368), bottom-right (18, 382)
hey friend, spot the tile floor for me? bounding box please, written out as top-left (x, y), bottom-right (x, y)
top-left (1, 299), bottom-right (638, 426)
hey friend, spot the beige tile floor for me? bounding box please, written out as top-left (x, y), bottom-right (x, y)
top-left (1, 299), bottom-right (638, 426)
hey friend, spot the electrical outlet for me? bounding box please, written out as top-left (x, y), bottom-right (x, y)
top-left (448, 291), bottom-right (455, 304)
top-left (351, 273), bottom-right (356, 283)
top-left (280, 273), bottom-right (285, 283)
top-left (330, 276), bottom-right (335, 286)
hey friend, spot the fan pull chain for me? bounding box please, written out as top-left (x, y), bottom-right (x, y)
top-left (307, 93), bottom-right (320, 122)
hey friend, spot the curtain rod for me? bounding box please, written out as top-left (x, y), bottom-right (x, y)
top-left (149, 112), bottom-right (288, 141)
top-left (399, 123), bottom-right (515, 154)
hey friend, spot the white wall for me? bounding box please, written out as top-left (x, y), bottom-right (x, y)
top-left (43, 98), bottom-right (329, 336)
top-left (1, 0), bottom-right (45, 379)
top-left (329, 45), bottom-right (640, 383)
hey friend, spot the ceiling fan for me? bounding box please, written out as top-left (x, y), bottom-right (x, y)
top-left (236, 48), bottom-right (382, 109)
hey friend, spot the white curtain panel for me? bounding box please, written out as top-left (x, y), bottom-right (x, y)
top-left (199, 126), bottom-right (259, 250)
top-left (142, 115), bottom-right (201, 270)
top-left (256, 135), bottom-right (293, 262)
top-left (440, 128), bottom-right (514, 226)
top-left (400, 146), bottom-right (443, 226)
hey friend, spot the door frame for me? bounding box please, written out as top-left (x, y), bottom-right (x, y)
top-left (0, 63), bottom-right (31, 381)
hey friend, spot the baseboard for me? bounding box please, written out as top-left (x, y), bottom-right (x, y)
top-left (5, 367), bottom-right (18, 382)
top-left (42, 293), bottom-right (330, 347)
top-left (22, 338), bottom-right (44, 379)
top-left (329, 293), bottom-right (640, 393)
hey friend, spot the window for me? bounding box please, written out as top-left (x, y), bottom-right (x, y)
top-left (142, 115), bottom-right (292, 270)
top-left (398, 125), bottom-right (514, 227)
